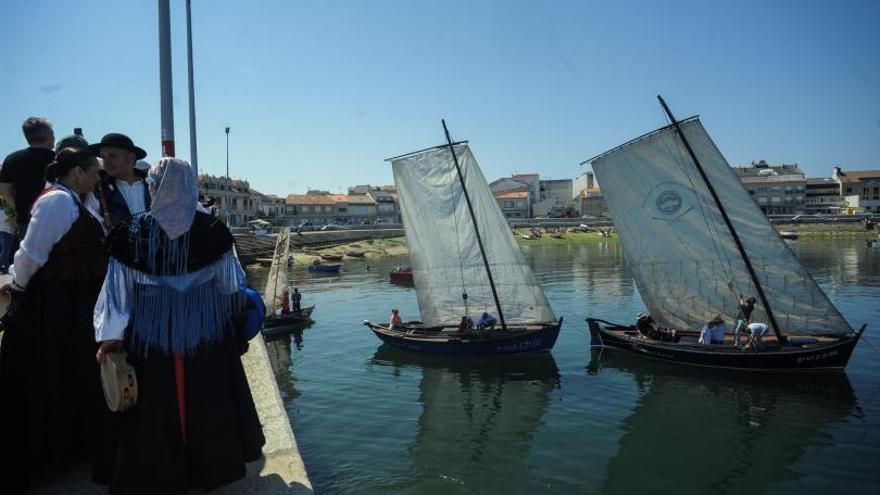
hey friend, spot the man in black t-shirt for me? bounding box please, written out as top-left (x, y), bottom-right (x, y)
top-left (0, 117), bottom-right (56, 236)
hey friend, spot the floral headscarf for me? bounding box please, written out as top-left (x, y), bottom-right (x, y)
top-left (147, 157), bottom-right (198, 240)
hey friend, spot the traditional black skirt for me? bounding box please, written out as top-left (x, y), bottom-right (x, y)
top-left (108, 331), bottom-right (265, 494)
top-left (0, 275), bottom-right (106, 493)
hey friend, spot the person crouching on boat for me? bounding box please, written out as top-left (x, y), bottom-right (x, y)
top-left (744, 322), bottom-right (770, 351)
top-left (476, 312), bottom-right (497, 330)
top-left (0, 148), bottom-right (108, 493)
top-left (389, 308), bottom-right (403, 329)
top-left (93, 158), bottom-right (264, 493)
top-left (699, 315), bottom-right (727, 345)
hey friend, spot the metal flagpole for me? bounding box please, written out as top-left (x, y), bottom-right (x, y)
top-left (158, 0), bottom-right (175, 157)
top-left (186, 0), bottom-right (199, 173)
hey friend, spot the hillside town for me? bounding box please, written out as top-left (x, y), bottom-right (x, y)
top-left (199, 162), bottom-right (880, 227)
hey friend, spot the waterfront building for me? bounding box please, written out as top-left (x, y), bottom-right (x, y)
top-left (805, 177), bottom-right (844, 214)
top-left (199, 174), bottom-right (257, 226)
top-left (733, 160), bottom-right (806, 215)
top-left (494, 188), bottom-right (530, 219)
top-left (579, 187), bottom-right (605, 217)
top-left (285, 192), bottom-right (339, 226)
top-left (534, 178), bottom-right (575, 217)
top-left (833, 167), bottom-right (880, 213)
top-left (255, 193), bottom-right (286, 222)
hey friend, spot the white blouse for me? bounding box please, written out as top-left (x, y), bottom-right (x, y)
top-left (9, 185), bottom-right (102, 289)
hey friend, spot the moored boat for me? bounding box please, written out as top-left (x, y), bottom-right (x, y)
top-left (320, 253), bottom-right (343, 261)
top-left (263, 305), bottom-right (316, 336)
top-left (345, 251), bottom-right (365, 258)
top-left (308, 263), bottom-right (341, 273)
top-left (389, 266), bottom-right (414, 285)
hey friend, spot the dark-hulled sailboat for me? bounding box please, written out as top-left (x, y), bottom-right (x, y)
top-left (585, 97), bottom-right (864, 371)
top-left (364, 122), bottom-right (562, 355)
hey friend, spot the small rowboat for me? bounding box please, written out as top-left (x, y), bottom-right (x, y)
top-left (389, 266), bottom-right (413, 285)
top-left (308, 263), bottom-right (341, 273)
top-left (320, 254), bottom-right (343, 261)
top-left (345, 251), bottom-right (366, 258)
top-left (263, 305), bottom-right (316, 336)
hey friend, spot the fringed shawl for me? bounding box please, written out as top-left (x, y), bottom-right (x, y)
top-left (105, 211), bottom-right (246, 356)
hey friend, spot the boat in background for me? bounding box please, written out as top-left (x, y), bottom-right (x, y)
top-left (389, 266), bottom-right (414, 285)
top-left (309, 263), bottom-right (341, 273)
top-left (364, 121), bottom-right (562, 355)
top-left (320, 253), bottom-right (343, 261)
top-left (779, 230), bottom-right (800, 240)
top-left (263, 305), bottom-right (316, 337)
top-left (345, 251), bottom-right (366, 258)
top-left (583, 97), bottom-right (864, 371)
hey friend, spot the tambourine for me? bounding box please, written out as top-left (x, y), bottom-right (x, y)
top-left (100, 349), bottom-right (138, 412)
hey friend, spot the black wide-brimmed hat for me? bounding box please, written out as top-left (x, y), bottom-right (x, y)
top-left (88, 133), bottom-right (147, 160)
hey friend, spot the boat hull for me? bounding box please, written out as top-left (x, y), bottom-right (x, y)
top-left (587, 318), bottom-right (862, 371)
top-left (364, 319), bottom-right (562, 356)
top-left (308, 264), bottom-right (341, 273)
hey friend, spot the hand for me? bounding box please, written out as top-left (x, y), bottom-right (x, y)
top-left (0, 282), bottom-right (22, 297)
top-left (96, 340), bottom-right (123, 364)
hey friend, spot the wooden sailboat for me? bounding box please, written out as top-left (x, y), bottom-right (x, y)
top-left (364, 121), bottom-right (562, 355)
top-left (263, 227), bottom-right (316, 334)
top-left (584, 97), bottom-right (864, 371)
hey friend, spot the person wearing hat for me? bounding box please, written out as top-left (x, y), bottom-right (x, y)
top-left (85, 133), bottom-right (151, 232)
top-left (0, 148), bottom-right (108, 492)
top-left (55, 133), bottom-right (89, 153)
top-left (733, 294), bottom-right (757, 348)
top-left (699, 315), bottom-right (728, 345)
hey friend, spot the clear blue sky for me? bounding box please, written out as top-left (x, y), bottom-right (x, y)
top-left (1, 0), bottom-right (878, 196)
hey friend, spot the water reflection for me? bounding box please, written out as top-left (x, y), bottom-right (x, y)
top-left (588, 349), bottom-right (859, 494)
top-left (371, 346), bottom-right (560, 494)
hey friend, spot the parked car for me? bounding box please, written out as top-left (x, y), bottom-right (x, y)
top-left (321, 223), bottom-right (342, 231)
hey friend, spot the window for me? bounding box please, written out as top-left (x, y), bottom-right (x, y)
top-left (302, 205), bottom-right (310, 213)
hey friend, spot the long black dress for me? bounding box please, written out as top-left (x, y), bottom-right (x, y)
top-left (100, 211), bottom-right (264, 494)
top-left (0, 193), bottom-right (108, 494)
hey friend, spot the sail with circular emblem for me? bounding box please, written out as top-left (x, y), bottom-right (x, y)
top-left (589, 117), bottom-right (852, 336)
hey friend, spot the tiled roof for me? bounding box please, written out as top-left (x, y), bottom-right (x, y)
top-left (494, 191), bottom-right (528, 199)
top-left (286, 194), bottom-right (337, 205)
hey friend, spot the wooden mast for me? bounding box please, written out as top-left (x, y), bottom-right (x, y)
top-left (441, 120), bottom-right (507, 331)
top-left (657, 95), bottom-right (784, 343)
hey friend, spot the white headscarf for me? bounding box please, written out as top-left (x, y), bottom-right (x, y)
top-left (148, 157), bottom-right (198, 240)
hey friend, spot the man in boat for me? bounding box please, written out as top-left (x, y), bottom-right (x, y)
top-left (291, 287), bottom-right (302, 312)
top-left (476, 312), bottom-right (497, 330)
top-left (733, 294), bottom-right (756, 347)
top-left (389, 308), bottom-right (403, 330)
top-left (635, 313), bottom-right (678, 342)
top-left (699, 316), bottom-right (727, 345)
top-left (744, 322), bottom-right (770, 351)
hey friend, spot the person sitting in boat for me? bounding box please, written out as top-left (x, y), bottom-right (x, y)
top-left (476, 312), bottom-right (497, 330)
top-left (699, 315), bottom-right (727, 345)
top-left (733, 294), bottom-right (756, 347)
top-left (312, 258), bottom-right (321, 265)
top-left (635, 313), bottom-right (678, 342)
top-left (744, 322), bottom-right (770, 351)
top-left (291, 287), bottom-right (302, 311)
top-left (389, 308), bottom-right (403, 329)
top-left (635, 313), bottom-right (656, 339)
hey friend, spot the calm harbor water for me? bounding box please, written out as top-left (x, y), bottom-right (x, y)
top-left (260, 238), bottom-right (880, 494)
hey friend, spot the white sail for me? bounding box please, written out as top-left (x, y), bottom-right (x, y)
top-left (591, 118), bottom-right (852, 336)
top-left (392, 144), bottom-right (556, 327)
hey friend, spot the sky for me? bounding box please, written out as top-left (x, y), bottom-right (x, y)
top-left (1, 0), bottom-right (878, 197)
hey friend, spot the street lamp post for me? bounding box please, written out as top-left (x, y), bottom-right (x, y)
top-left (225, 126), bottom-right (230, 226)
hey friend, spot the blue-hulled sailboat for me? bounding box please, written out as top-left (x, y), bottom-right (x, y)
top-left (363, 121), bottom-right (561, 355)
